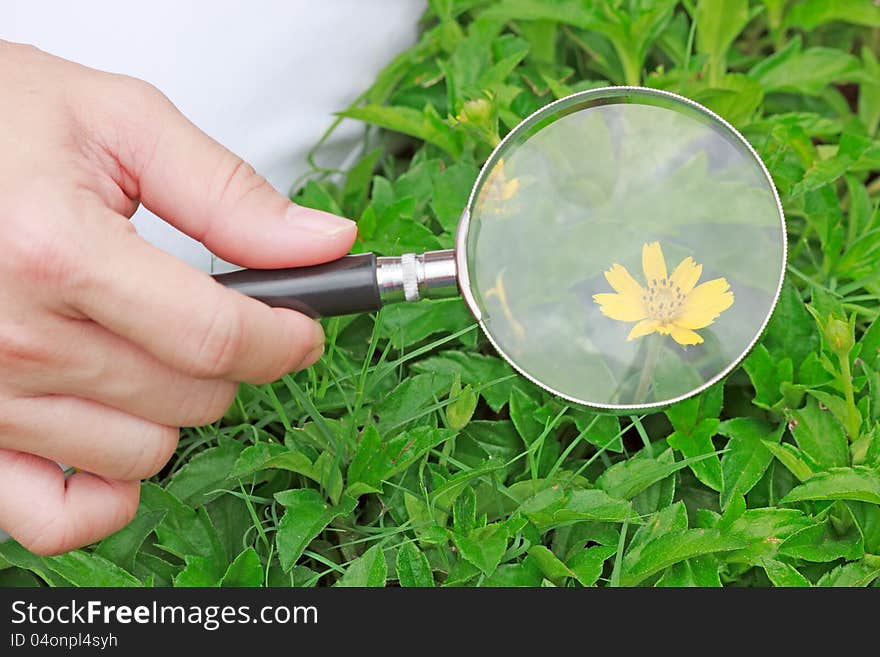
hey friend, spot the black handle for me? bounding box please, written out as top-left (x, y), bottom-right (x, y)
top-left (213, 253), bottom-right (381, 318)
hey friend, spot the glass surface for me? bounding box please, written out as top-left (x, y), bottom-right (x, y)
top-left (465, 88), bottom-right (785, 408)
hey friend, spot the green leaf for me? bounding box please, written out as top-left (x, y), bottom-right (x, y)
top-left (621, 529), bottom-right (749, 586)
top-left (380, 299), bottom-right (476, 350)
top-left (518, 487), bottom-right (631, 531)
top-left (761, 559), bottom-right (811, 587)
top-left (722, 508), bottom-right (813, 562)
top-left (295, 179), bottom-right (343, 215)
top-left (848, 501), bottom-right (880, 553)
top-left (508, 386), bottom-right (545, 445)
top-left (0, 568), bottom-right (42, 587)
top-left (430, 159), bottom-right (479, 232)
top-left (140, 483), bottom-right (226, 566)
top-left (624, 502), bottom-right (688, 562)
top-left (788, 398), bottom-right (850, 468)
top-left (597, 448), bottom-right (696, 500)
top-left (454, 523), bottom-right (508, 576)
top-left (339, 104), bottom-right (462, 157)
top-left (482, 558), bottom-right (544, 587)
top-left (762, 440), bottom-right (819, 482)
top-left (573, 412), bottom-right (624, 453)
top-left (479, 0), bottom-right (597, 29)
top-left (859, 47), bottom-right (880, 138)
top-left (528, 545), bottom-right (578, 584)
top-left (779, 522), bottom-right (863, 563)
top-left (749, 40), bottom-right (862, 95)
top-left (786, 0), bottom-right (880, 30)
top-left (342, 147), bottom-right (382, 213)
top-left (761, 283), bottom-right (819, 366)
top-left (691, 74), bottom-right (764, 126)
top-left (220, 548), bottom-right (263, 587)
top-left (95, 508), bottom-right (165, 574)
top-left (348, 425), bottom-right (453, 495)
top-left (667, 418), bottom-right (723, 492)
top-left (453, 486), bottom-right (477, 536)
top-left (791, 133), bottom-right (873, 198)
top-left (567, 546), bottom-right (617, 587)
top-left (695, 0), bottom-right (750, 85)
top-left (665, 383), bottom-right (724, 436)
top-left (45, 551), bottom-right (143, 587)
top-left (233, 443), bottom-right (343, 503)
top-left (412, 351), bottom-right (516, 411)
top-left (781, 467), bottom-right (880, 505)
top-left (742, 345), bottom-right (793, 410)
top-left (374, 373), bottom-right (455, 432)
top-left (275, 489), bottom-right (358, 571)
top-left (167, 439), bottom-right (245, 507)
top-left (718, 418), bottom-right (783, 509)
top-left (816, 560), bottom-right (880, 587)
top-left (447, 382), bottom-right (478, 432)
top-left (336, 545), bottom-right (388, 587)
top-left (0, 542), bottom-right (68, 587)
top-left (860, 313), bottom-right (880, 370)
top-left (395, 543), bottom-right (435, 587)
top-left (655, 556), bottom-right (722, 587)
top-left (174, 555), bottom-right (224, 587)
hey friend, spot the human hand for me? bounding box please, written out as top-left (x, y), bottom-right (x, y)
top-left (0, 41), bottom-right (356, 555)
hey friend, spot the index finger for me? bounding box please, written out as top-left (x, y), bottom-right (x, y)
top-left (66, 212), bottom-right (324, 384)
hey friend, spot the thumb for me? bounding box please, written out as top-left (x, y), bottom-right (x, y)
top-left (94, 77), bottom-right (356, 269)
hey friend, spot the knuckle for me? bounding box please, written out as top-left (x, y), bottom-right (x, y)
top-left (187, 302), bottom-right (245, 379)
top-left (1, 210), bottom-right (78, 289)
top-left (0, 324), bottom-right (56, 370)
top-left (112, 74), bottom-right (169, 112)
top-left (212, 152), bottom-right (269, 210)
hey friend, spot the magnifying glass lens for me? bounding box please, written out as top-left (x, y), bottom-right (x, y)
top-left (463, 88), bottom-right (785, 409)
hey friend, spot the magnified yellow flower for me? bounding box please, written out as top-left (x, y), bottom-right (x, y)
top-left (476, 157), bottom-right (520, 215)
top-left (592, 242), bottom-right (734, 347)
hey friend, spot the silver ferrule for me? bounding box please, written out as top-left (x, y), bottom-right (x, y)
top-left (376, 249), bottom-right (459, 304)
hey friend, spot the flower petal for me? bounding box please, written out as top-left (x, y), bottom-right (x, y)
top-left (641, 241), bottom-right (667, 285)
top-left (627, 319), bottom-right (659, 341)
top-left (669, 256), bottom-right (703, 296)
top-left (501, 178), bottom-right (520, 201)
top-left (593, 293), bottom-right (647, 322)
top-left (676, 277), bottom-right (734, 329)
top-left (604, 263), bottom-right (645, 298)
top-left (669, 325), bottom-right (704, 346)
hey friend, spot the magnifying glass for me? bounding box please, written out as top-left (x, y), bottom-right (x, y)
top-left (215, 86), bottom-right (786, 412)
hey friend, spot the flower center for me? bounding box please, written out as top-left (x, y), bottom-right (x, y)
top-left (642, 277), bottom-right (685, 323)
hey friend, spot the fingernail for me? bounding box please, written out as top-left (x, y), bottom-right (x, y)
top-left (286, 204), bottom-right (355, 237)
top-left (298, 342), bottom-right (325, 370)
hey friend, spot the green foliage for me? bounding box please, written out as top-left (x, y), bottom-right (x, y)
top-left (2, 0), bottom-right (879, 588)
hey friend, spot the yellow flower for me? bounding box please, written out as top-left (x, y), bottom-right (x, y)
top-left (476, 158), bottom-right (520, 215)
top-left (592, 242), bottom-right (734, 347)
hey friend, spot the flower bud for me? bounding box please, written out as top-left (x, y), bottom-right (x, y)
top-left (456, 98), bottom-right (493, 126)
top-left (825, 315), bottom-right (854, 356)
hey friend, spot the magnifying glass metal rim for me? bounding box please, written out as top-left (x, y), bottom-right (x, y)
top-left (454, 85), bottom-right (788, 412)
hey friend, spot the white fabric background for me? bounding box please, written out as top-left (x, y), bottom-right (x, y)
top-left (0, 0), bottom-right (424, 544)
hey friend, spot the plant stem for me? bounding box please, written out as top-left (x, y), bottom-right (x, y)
top-left (838, 353), bottom-right (861, 441)
top-left (634, 334), bottom-right (662, 404)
